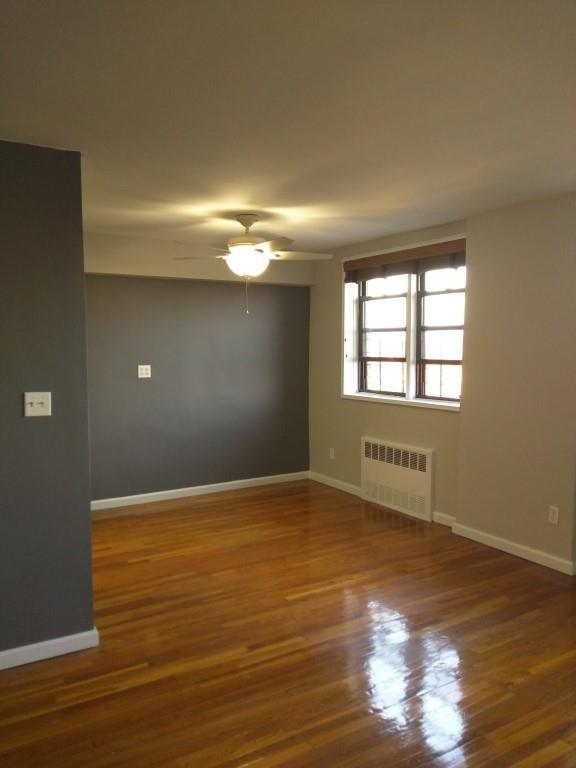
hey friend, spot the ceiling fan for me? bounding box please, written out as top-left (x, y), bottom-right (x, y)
top-left (175, 213), bottom-right (333, 278)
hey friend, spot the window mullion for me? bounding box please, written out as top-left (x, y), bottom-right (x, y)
top-left (406, 274), bottom-right (417, 399)
top-left (417, 272), bottom-right (426, 398)
top-left (357, 283), bottom-right (364, 391)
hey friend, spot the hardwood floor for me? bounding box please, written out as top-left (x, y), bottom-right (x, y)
top-left (1, 480), bottom-right (575, 767)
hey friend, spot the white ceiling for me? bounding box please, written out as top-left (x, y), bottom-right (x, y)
top-left (1, 0), bottom-right (575, 257)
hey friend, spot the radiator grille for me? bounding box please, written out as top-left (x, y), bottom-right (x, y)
top-left (364, 482), bottom-right (426, 516)
top-left (363, 440), bottom-right (427, 473)
top-left (361, 437), bottom-right (434, 522)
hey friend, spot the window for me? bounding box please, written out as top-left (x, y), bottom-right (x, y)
top-left (416, 266), bottom-right (465, 401)
top-left (343, 240), bottom-right (466, 405)
top-left (359, 274), bottom-right (409, 396)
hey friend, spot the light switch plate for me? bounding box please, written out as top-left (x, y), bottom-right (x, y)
top-left (24, 392), bottom-right (52, 417)
top-left (138, 364), bottom-right (152, 379)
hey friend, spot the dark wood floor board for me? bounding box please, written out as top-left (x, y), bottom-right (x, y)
top-left (1, 480), bottom-right (575, 767)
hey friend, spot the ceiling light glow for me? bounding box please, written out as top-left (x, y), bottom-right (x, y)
top-left (226, 244), bottom-right (269, 278)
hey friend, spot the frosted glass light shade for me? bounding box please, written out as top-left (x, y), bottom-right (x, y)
top-left (226, 245), bottom-right (269, 278)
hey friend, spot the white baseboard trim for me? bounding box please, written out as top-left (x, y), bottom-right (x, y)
top-left (0, 628), bottom-right (100, 672)
top-left (309, 471), bottom-right (362, 498)
top-left (309, 476), bottom-right (574, 575)
top-left (91, 471), bottom-right (575, 577)
top-left (91, 471), bottom-right (310, 512)
top-left (433, 511), bottom-right (456, 527)
top-left (453, 523), bottom-right (575, 576)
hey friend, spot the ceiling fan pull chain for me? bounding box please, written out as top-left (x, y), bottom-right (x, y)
top-left (244, 278), bottom-right (250, 315)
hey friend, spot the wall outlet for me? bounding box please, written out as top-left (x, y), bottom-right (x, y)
top-left (329, 447), bottom-right (335, 460)
top-left (24, 392), bottom-right (52, 417)
top-left (547, 505), bottom-right (559, 526)
top-left (138, 364), bottom-right (152, 379)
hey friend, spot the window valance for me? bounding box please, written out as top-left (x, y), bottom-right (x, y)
top-left (343, 238), bottom-right (466, 283)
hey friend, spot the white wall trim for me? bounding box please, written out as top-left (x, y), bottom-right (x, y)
top-left (453, 523), bottom-right (575, 576)
top-left (92, 471), bottom-right (575, 577)
top-left (309, 471), bottom-right (362, 498)
top-left (433, 511), bottom-right (456, 527)
top-left (0, 628), bottom-right (99, 672)
top-left (310, 476), bottom-right (574, 576)
top-left (341, 393), bottom-right (460, 412)
top-left (91, 471), bottom-right (310, 512)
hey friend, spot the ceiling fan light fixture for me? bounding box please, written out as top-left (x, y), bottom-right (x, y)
top-left (226, 244), bottom-right (269, 278)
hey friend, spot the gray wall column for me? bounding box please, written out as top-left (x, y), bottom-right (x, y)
top-left (0, 140), bottom-right (94, 651)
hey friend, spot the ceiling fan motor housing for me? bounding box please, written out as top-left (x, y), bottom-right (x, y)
top-left (227, 233), bottom-right (265, 248)
top-left (235, 212), bottom-right (260, 232)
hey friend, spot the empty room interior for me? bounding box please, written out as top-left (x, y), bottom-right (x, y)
top-left (2, 1), bottom-right (576, 766)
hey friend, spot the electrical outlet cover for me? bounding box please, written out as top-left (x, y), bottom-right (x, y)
top-left (138, 365), bottom-right (152, 379)
top-left (24, 392), bottom-right (52, 417)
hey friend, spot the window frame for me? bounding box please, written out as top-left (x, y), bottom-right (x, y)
top-left (343, 260), bottom-right (465, 409)
top-left (415, 271), bottom-right (465, 402)
top-left (358, 280), bottom-right (409, 398)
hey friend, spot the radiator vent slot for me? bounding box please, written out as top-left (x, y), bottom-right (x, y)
top-left (364, 440), bottom-right (427, 473)
top-left (361, 437), bottom-right (434, 522)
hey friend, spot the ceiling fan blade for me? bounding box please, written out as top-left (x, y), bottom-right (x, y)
top-left (258, 237), bottom-right (294, 255)
top-left (274, 251), bottom-right (333, 261)
top-left (172, 254), bottom-right (225, 261)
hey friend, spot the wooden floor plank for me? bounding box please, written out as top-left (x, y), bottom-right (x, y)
top-left (1, 480), bottom-right (575, 767)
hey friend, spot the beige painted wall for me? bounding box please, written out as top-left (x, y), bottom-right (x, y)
top-left (309, 221), bottom-right (465, 520)
top-left (457, 193), bottom-right (576, 562)
top-left (309, 195), bottom-right (576, 566)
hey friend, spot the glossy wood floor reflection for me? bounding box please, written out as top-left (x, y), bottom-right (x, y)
top-left (1, 481), bottom-right (576, 767)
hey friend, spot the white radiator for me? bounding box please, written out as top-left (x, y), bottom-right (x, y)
top-left (361, 437), bottom-right (434, 522)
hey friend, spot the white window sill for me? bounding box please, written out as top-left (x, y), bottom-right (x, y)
top-left (341, 392), bottom-right (460, 412)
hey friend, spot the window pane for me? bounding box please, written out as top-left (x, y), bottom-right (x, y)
top-left (422, 293), bottom-right (465, 327)
top-left (364, 297), bottom-right (406, 328)
top-left (366, 361), bottom-right (406, 394)
top-left (364, 331), bottom-right (406, 358)
top-left (422, 330), bottom-right (463, 361)
top-left (425, 266), bottom-right (466, 292)
top-left (365, 274), bottom-right (408, 297)
top-left (422, 364), bottom-right (462, 400)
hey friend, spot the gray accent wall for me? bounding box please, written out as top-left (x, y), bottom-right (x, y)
top-left (86, 276), bottom-right (309, 500)
top-left (0, 141), bottom-right (94, 651)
